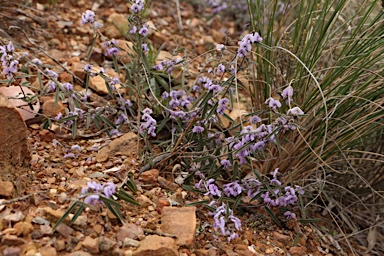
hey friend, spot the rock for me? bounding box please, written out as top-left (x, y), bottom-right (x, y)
top-left (132, 235), bottom-right (177, 256)
top-left (97, 132), bottom-right (137, 159)
top-left (0, 91), bottom-right (31, 169)
top-left (139, 169), bottom-right (159, 184)
top-left (3, 247), bottom-right (21, 256)
top-left (66, 236), bottom-right (80, 252)
top-left (42, 98), bottom-right (66, 118)
top-left (32, 216), bottom-right (50, 225)
top-left (1, 235), bottom-right (26, 246)
top-left (93, 224), bottom-right (103, 234)
top-left (116, 223), bottom-right (144, 242)
top-left (106, 13), bottom-right (129, 37)
top-left (31, 230), bottom-right (43, 239)
top-left (123, 238), bottom-right (140, 248)
top-left (155, 51), bottom-right (173, 63)
top-left (158, 176), bottom-right (179, 192)
top-left (289, 246), bottom-right (307, 256)
top-left (59, 72), bottom-right (73, 83)
top-left (115, 40), bottom-right (134, 63)
top-left (3, 211), bottom-right (23, 222)
top-left (39, 129), bottom-right (54, 143)
top-left (70, 61), bottom-right (87, 80)
top-left (40, 224), bottom-right (53, 235)
top-left (161, 207), bottom-right (196, 246)
top-left (39, 246), bottom-right (57, 256)
top-left (55, 223), bottom-right (74, 238)
top-left (156, 198), bottom-right (170, 209)
top-left (0, 86), bottom-right (40, 121)
top-left (88, 66), bottom-right (122, 95)
top-left (98, 236), bottom-right (116, 252)
top-left (66, 251), bottom-right (92, 256)
top-left (0, 180), bottom-right (14, 197)
top-left (53, 239), bottom-right (66, 252)
top-left (96, 152), bottom-right (109, 163)
top-left (273, 231), bottom-right (291, 245)
top-left (13, 222), bottom-right (34, 237)
top-left (82, 236), bottom-right (99, 254)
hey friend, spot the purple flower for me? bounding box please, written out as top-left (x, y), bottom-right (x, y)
top-left (105, 47), bottom-right (120, 56)
top-left (216, 44), bottom-right (225, 51)
top-left (84, 194), bottom-right (100, 205)
top-left (139, 24), bottom-right (148, 36)
top-left (205, 179), bottom-right (222, 197)
top-left (220, 159), bottom-right (232, 169)
top-left (161, 91), bottom-right (169, 99)
top-left (153, 63), bottom-right (163, 71)
top-left (103, 182), bottom-right (116, 197)
top-left (208, 84), bottom-right (222, 94)
top-left (87, 181), bottom-right (103, 192)
top-left (81, 10), bottom-right (95, 25)
top-left (230, 215), bottom-right (242, 231)
top-left (84, 64), bottom-right (93, 72)
top-left (32, 58), bottom-right (42, 65)
top-left (223, 181), bottom-right (243, 197)
top-left (131, 3), bottom-right (144, 13)
top-left (3, 60), bottom-right (18, 79)
top-left (111, 76), bottom-right (120, 86)
top-left (192, 125), bottom-right (204, 133)
top-left (265, 97), bottom-right (282, 109)
top-left (63, 153), bottom-right (75, 159)
top-left (250, 115), bottom-right (261, 124)
top-left (62, 82), bottom-right (73, 90)
top-left (281, 85), bottom-right (294, 99)
top-left (71, 145), bottom-right (82, 151)
top-left (45, 68), bottom-right (58, 79)
top-left (287, 107), bottom-right (304, 116)
top-left (217, 64), bottom-right (225, 74)
top-left (284, 211), bottom-right (296, 220)
top-left (142, 108), bottom-right (153, 115)
top-left (130, 25), bottom-right (137, 34)
top-left (142, 43), bottom-right (149, 52)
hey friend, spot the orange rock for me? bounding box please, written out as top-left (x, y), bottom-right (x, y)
top-left (0, 92), bottom-right (31, 168)
top-left (132, 235), bottom-right (178, 256)
top-left (161, 206), bottom-right (196, 246)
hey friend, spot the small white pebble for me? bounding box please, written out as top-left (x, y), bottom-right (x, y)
top-left (49, 189), bottom-right (57, 194)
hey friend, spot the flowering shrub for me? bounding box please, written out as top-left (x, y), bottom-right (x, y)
top-left (0, 0), bottom-right (305, 239)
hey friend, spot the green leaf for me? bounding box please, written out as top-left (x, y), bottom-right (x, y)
top-left (70, 204), bottom-right (85, 225)
top-left (53, 201), bottom-right (78, 231)
top-left (186, 200), bottom-right (210, 207)
top-left (265, 207), bottom-right (281, 227)
top-left (71, 119), bottom-right (77, 140)
top-left (116, 189), bottom-right (140, 206)
top-left (298, 218), bottom-right (319, 223)
top-left (292, 233), bottom-right (300, 247)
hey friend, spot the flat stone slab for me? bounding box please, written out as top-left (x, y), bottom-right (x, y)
top-left (161, 206), bottom-right (196, 246)
top-left (0, 91), bottom-right (30, 172)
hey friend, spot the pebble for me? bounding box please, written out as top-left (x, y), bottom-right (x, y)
top-left (32, 216), bottom-right (50, 225)
top-left (3, 247), bottom-right (21, 256)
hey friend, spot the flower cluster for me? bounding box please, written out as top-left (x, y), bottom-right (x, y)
top-left (103, 39), bottom-right (120, 57)
top-left (209, 202), bottom-right (242, 241)
top-left (153, 57), bottom-right (183, 74)
top-left (0, 41), bottom-right (18, 79)
top-left (195, 168), bottom-right (304, 240)
top-left (81, 181), bottom-right (117, 205)
top-left (130, 0), bottom-right (145, 13)
top-left (237, 32), bottom-right (262, 58)
top-left (260, 169), bottom-right (304, 217)
top-left (80, 10), bottom-right (102, 29)
top-left (217, 98), bottom-right (229, 115)
top-left (140, 108), bottom-right (157, 137)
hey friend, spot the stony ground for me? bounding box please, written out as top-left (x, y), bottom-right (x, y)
top-left (0, 0), bottom-right (347, 255)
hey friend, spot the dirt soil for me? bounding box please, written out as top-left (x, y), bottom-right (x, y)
top-left (0, 0), bottom-right (348, 255)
